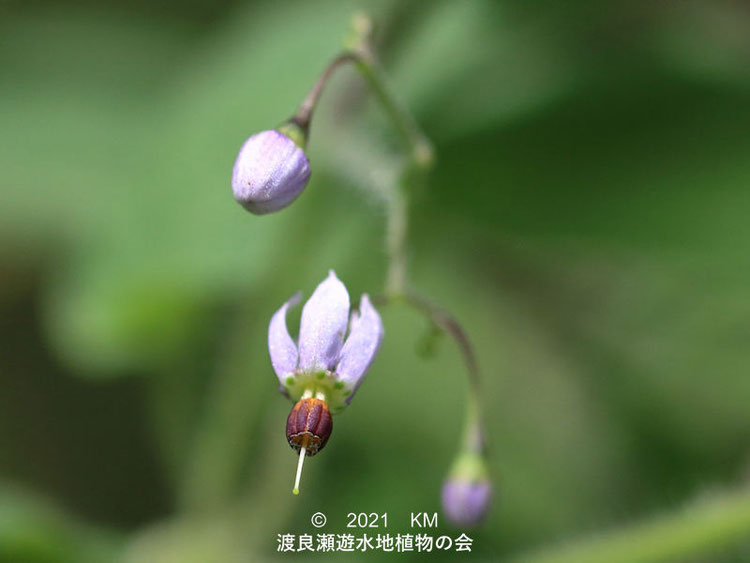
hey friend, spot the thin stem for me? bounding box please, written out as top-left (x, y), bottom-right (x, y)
top-left (347, 14), bottom-right (434, 169)
top-left (291, 15), bottom-right (433, 168)
top-left (329, 15), bottom-right (485, 459)
top-left (385, 188), bottom-right (408, 296)
top-left (372, 291), bottom-right (487, 455)
top-left (403, 293), bottom-right (481, 394)
top-left (403, 292), bottom-right (486, 453)
top-left (292, 53), bottom-right (358, 134)
top-left (291, 14), bottom-right (434, 298)
top-left (349, 60), bottom-right (433, 168)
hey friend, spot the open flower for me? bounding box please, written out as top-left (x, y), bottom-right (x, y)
top-left (268, 270), bottom-right (383, 493)
top-left (231, 128), bottom-right (310, 214)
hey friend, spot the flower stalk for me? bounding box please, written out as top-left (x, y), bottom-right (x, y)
top-left (291, 14), bottom-right (433, 169)
top-left (334, 13), bottom-right (490, 524)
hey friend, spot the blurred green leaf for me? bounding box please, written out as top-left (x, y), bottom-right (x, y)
top-left (0, 484), bottom-right (121, 563)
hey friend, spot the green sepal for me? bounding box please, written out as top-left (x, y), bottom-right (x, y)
top-left (277, 121), bottom-right (308, 149)
top-left (282, 370), bottom-right (352, 414)
top-left (448, 450), bottom-right (489, 483)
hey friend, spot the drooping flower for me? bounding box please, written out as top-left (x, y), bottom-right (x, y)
top-left (268, 270), bottom-right (384, 493)
top-left (231, 125), bottom-right (310, 215)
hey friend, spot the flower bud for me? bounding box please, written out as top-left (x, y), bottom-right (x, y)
top-left (231, 126), bottom-right (310, 214)
top-left (441, 450), bottom-right (491, 527)
top-left (441, 477), bottom-right (492, 528)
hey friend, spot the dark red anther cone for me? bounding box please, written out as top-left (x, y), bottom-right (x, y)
top-left (286, 397), bottom-right (333, 456)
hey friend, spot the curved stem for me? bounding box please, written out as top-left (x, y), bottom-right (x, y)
top-left (372, 291), bottom-right (487, 455)
top-left (403, 293), bottom-right (481, 393)
top-left (292, 16), bottom-right (433, 168)
top-left (347, 15), bottom-right (434, 169)
top-left (328, 14), bottom-right (483, 458)
top-left (291, 53), bottom-right (358, 134)
top-left (403, 292), bottom-right (486, 454)
top-left (349, 56), bottom-right (434, 168)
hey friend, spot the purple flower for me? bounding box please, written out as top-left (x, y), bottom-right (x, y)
top-left (441, 478), bottom-right (492, 528)
top-left (268, 270), bottom-right (384, 413)
top-left (231, 129), bottom-right (311, 214)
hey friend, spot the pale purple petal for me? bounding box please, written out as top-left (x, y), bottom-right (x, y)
top-left (268, 292), bottom-right (301, 385)
top-left (336, 294), bottom-right (383, 400)
top-left (441, 479), bottom-right (492, 527)
top-left (232, 130), bottom-right (310, 214)
top-left (298, 271), bottom-right (350, 372)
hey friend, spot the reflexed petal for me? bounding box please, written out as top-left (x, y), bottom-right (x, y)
top-left (268, 292), bottom-right (301, 384)
top-left (336, 294), bottom-right (383, 400)
top-left (298, 271), bottom-right (350, 372)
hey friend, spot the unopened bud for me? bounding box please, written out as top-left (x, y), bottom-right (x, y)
top-left (231, 125), bottom-right (310, 215)
top-left (441, 450), bottom-right (491, 527)
top-left (441, 477), bottom-right (492, 528)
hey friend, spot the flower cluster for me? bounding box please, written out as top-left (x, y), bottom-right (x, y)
top-left (232, 45), bottom-right (491, 526)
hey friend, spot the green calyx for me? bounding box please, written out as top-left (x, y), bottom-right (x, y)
top-left (448, 450), bottom-right (489, 483)
top-left (277, 121), bottom-right (308, 150)
top-left (283, 371), bottom-right (352, 414)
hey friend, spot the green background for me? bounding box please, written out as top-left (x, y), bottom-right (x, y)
top-left (1, 0), bottom-right (749, 561)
